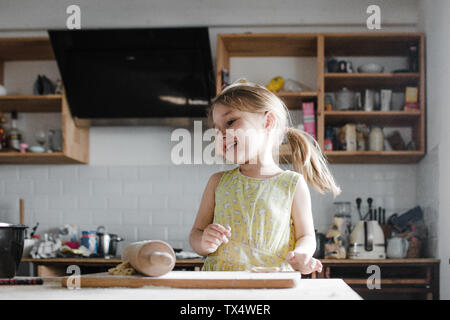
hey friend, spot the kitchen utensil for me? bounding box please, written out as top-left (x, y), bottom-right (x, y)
top-left (357, 63), bottom-right (384, 73)
top-left (19, 198), bottom-right (25, 226)
top-left (61, 271), bottom-right (299, 289)
top-left (0, 222), bottom-right (28, 278)
top-left (356, 198), bottom-right (363, 220)
top-left (335, 87), bottom-right (355, 110)
top-left (363, 198), bottom-right (373, 220)
top-left (348, 220), bottom-right (386, 259)
top-left (96, 226), bottom-right (123, 258)
top-left (386, 237), bottom-right (409, 259)
top-left (121, 240), bottom-right (176, 277)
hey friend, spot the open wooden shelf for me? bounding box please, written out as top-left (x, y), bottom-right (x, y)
top-left (0, 37), bottom-right (89, 165)
top-left (324, 151), bottom-right (424, 164)
top-left (0, 152), bottom-right (85, 164)
top-left (275, 91), bottom-right (317, 109)
top-left (0, 37), bottom-right (54, 61)
top-left (218, 33), bottom-right (318, 57)
top-left (324, 110), bottom-right (421, 126)
top-left (324, 73), bottom-right (420, 91)
top-left (215, 32), bottom-right (427, 164)
top-left (324, 33), bottom-right (423, 56)
top-left (0, 95), bottom-right (62, 113)
top-left (279, 149), bottom-right (424, 164)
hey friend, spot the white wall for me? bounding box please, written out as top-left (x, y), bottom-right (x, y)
top-left (418, 0), bottom-right (450, 300)
top-left (0, 0), bottom-right (418, 30)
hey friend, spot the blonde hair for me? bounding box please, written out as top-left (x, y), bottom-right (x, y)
top-left (208, 80), bottom-right (341, 197)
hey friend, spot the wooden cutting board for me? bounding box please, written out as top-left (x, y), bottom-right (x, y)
top-left (61, 271), bottom-right (300, 289)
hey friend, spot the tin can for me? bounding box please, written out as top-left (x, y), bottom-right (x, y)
top-left (81, 231), bottom-right (98, 253)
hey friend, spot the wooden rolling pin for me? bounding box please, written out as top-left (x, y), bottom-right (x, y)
top-left (19, 198), bottom-right (25, 225)
top-left (121, 240), bottom-right (176, 277)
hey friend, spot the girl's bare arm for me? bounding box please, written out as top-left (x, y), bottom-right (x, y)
top-left (189, 171), bottom-right (230, 256)
top-left (287, 174), bottom-right (322, 273)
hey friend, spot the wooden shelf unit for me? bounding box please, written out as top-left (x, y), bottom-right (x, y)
top-left (0, 37), bottom-right (89, 164)
top-left (216, 32), bottom-right (426, 164)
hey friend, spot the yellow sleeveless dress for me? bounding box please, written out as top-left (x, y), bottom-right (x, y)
top-left (202, 166), bottom-right (302, 271)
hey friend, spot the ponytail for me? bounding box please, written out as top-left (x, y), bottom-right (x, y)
top-left (286, 128), bottom-right (341, 198)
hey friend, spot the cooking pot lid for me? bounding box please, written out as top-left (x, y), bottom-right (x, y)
top-left (0, 222), bottom-right (28, 228)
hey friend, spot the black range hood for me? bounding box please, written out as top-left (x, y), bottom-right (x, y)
top-left (48, 27), bottom-right (215, 126)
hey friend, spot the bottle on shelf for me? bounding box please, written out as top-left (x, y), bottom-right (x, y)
top-left (0, 112), bottom-right (7, 151)
top-left (7, 111), bottom-right (22, 152)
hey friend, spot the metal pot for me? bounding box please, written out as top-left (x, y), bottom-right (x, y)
top-left (96, 226), bottom-right (123, 258)
top-left (0, 222), bottom-right (27, 278)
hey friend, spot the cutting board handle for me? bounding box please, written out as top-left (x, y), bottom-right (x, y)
top-left (150, 251), bottom-right (174, 266)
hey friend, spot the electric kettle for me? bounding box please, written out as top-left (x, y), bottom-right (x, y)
top-left (348, 220), bottom-right (386, 259)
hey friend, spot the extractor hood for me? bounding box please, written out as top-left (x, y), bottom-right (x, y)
top-left (48, 27), bottom-right (215, 126)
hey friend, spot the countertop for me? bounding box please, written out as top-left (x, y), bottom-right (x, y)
top-left (0, 277), bottom-right (361, 300)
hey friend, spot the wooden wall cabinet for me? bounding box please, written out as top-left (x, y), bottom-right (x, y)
top-left (0, 37), bottom-right (89, 164)
top-left (216, 33), bottom-right (426, 164)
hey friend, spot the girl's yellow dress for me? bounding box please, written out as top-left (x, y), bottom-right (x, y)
top-left (203, 166), bottom-right (302, 271)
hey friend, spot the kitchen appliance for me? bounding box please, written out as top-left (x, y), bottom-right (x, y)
top-left (348, 220), bottom-right (386, 259)
top-left (0, 222), bottom-right (27, 278)
top-left (49, 27), bottom-right (215, 127)
top-left (96, 226), bottom-right (124, 258)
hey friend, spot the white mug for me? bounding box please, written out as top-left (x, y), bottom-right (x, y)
top-left (386, 237), bottom-right (409, 259)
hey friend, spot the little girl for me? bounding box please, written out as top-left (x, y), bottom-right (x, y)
top-left (189, 81), bottom-right (341, 274)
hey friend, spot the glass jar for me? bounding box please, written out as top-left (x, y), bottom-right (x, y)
top-left (369, 126), bottom-right (384, 151)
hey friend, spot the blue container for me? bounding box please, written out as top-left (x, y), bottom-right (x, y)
top-left (81, 230), bottom-right (98, 254)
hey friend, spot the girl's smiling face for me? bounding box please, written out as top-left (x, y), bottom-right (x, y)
top-left (212, 103), bottom-right (268, 164)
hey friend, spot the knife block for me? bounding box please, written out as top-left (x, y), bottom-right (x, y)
top-left (121, 240), bottom-right (176, 277)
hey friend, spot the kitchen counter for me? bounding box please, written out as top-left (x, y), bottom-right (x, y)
top-left (21, 258), bottom-right (205, 276)
top-left (0, 276), bottom-right (362, 300)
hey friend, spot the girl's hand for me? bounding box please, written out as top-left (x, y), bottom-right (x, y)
top-left (285, 251), bottom-right (323, 274)
top-left (201, 224), bottom-right (232, 254)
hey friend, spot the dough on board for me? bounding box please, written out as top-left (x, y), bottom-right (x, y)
top-left (108, 261), bottom-right (136, 275)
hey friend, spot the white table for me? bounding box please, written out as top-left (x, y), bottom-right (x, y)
top-left (0, 277), bottom-right (361, 300)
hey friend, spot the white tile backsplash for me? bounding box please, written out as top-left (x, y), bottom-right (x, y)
top-left (0, 163), bottom-right (421, 252)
